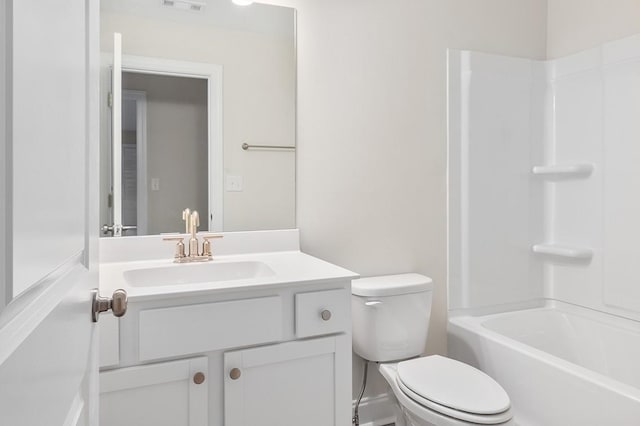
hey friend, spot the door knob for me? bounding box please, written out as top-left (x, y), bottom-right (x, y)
top-left (91, 288), bottom-right (128, 322)
top-left (102, 224), bottom-right (138, 236)
top-left (321, 309), bottom-right (332, 321)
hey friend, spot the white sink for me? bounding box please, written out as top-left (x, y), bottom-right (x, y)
top-left (123, 261), bottom-right (275, 287)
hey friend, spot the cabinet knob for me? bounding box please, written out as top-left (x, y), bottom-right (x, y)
top-left (230, 368), bottom-right (242, 380)
top-left (321, 309), bottom-right (332, 321)
top-left (193, 372), bottom-right (205, 385)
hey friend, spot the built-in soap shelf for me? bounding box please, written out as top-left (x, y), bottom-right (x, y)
top-left (532, 163), bottom-right (594, 177)
top-left (532, 244), bottom-right (593, 260)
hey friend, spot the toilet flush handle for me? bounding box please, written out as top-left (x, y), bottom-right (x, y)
top-left (364, 300), bottom-right (383, 307)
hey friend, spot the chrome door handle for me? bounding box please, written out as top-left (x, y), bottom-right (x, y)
top-left (91, 288), bottom-right (128, 322)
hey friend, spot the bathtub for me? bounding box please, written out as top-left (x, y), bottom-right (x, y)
top-left (448, 301), bottom-right (640, 425)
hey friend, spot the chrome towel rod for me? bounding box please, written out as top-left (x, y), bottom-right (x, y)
top-left (242, 142), bottom-right (296, 151)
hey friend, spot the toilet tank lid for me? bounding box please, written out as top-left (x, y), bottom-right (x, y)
top-left (352, 273), bottom-right (433, 297)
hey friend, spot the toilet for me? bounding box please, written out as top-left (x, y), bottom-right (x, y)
top-left (351, 274), bottom-right (514, 426)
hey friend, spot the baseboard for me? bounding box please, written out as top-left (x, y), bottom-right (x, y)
top-left (352, 393), bottom-right (396, 426)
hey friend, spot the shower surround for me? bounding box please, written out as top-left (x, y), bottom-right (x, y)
top-left (447, 34), bottom-right (640, 425)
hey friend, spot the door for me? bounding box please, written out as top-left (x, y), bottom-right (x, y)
top-left (224, 336), bottom-right (351, 426)
top-left (109, 32), bottom-right (126, 237)
top-left (121, 90), bottom-right (148, 236)
top-left (100, 357), bottom-right (208, 426)
top-left (0, 1), bottom-right (101, 425)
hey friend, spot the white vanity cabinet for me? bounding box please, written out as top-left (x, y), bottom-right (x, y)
top-left (98, 281), bottom-right (353, 426)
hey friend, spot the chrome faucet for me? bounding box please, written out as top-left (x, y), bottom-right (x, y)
top-left (164, 209), bottom-right (223, 263)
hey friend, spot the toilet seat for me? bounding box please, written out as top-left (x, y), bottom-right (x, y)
top-left (396, 377), bottom-right (513, 424)
top-left (395, 356), bottom-right (513, 425)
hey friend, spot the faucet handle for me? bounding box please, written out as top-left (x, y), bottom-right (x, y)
top-left (163, 236), bottom-right (186, 260)
top-left (190, 211), bottom-right (200, 234)
top-left (187, 211), bottom-right (201, 257)
top-left (182, 208), bottom-right (191, 234)
top-left (201, 235), bottom-right (223, 258)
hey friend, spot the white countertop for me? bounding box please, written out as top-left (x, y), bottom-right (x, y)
top-left (100, 250), bottom-right (359, 302)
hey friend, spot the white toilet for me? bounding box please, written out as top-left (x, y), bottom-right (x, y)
top-left (351, 274), bottom-right (514, 426)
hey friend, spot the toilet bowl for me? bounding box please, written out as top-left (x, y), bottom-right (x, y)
top-left (351, 274), bottom-right (514, 426)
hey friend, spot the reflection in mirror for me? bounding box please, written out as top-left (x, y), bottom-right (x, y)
top-left (100, 0), bottom-right (296, 237)
top-left (122, 73), bottom-right (209, 236)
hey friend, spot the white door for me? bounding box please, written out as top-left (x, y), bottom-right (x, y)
top-left (0, 1), bottom-right (103, 425)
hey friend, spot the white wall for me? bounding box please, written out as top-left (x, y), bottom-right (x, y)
top-left (262, 0), bottom-right (547, 399)
top-left (101, 10), bottom-right (295, 232)
top-left (547, 0), bottom-right (640, 59)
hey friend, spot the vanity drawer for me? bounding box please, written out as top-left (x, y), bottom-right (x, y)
top-left (295, 289), bottom-right (349, 338)
top-left (138, 296), bottom-right (283, 361)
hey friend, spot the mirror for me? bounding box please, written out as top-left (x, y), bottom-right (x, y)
top-left (99, 0), bottom-right (296, 236)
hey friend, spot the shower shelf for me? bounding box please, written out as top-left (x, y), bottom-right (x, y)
top-left (532, 244), bottom-right (593, 260)
top-left (531, 163), bottom-right (594, 177)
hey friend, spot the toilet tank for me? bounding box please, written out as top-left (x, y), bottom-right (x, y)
top-left (351, 273), bottom-right (433, 362)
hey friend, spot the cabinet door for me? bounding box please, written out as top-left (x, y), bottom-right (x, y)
top-left (224, 335), bottom-right (351, 426)
top-left (100, 357), bottom-right (208, 426)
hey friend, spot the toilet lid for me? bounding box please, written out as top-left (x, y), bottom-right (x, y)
top-left (396, 377), bottom-right (513, 425)
top-left (397, 356), bottom-right (511, 416)
top-left (351, 273), bottom-right (433, 297)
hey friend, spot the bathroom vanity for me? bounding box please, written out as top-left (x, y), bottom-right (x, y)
top-left (97, 230), bottom-right (356, 426)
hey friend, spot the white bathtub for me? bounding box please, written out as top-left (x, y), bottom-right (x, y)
top-left (448, 301), bottom-right (640, 425)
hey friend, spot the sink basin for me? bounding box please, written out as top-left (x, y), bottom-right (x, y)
top-left (123, 261), bottom-right (275, 287)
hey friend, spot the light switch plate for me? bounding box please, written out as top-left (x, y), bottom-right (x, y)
top-left (151, 178), bottom-right (160, 191)
top-left (226, 175), bottom-right (243, 192)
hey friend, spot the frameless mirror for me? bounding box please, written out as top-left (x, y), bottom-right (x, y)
top-left (99, 0), bottom-right (296, 236)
